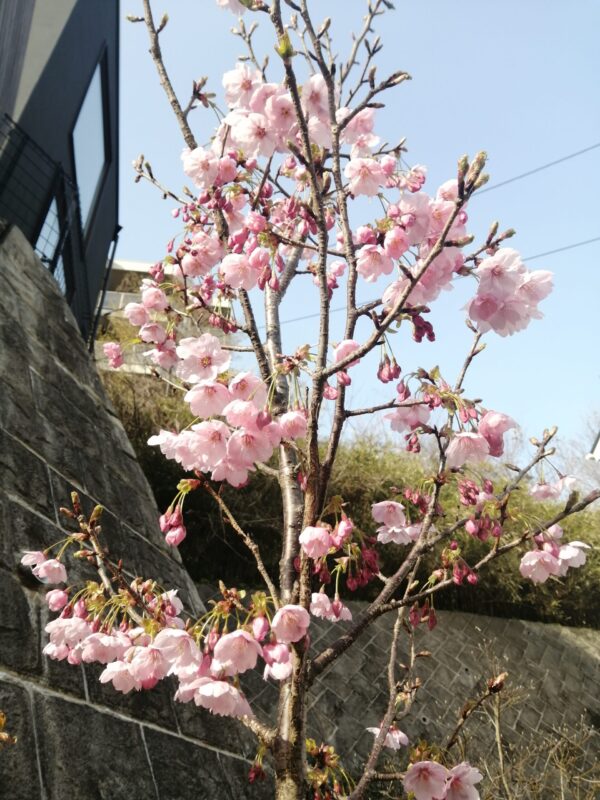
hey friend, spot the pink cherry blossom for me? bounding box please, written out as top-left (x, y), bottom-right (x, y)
top-left (21, 551), bottom-right (45, 567)
top-left (223, 62), bottom-right (261, 109)
top-left (331, 516), bottom-right (353, 548)
top-left (165, 526), bottom-right (187, 547)
top-left (190, 421), bottom-right (230, 469)
top-left (557, 541), bottom-right (591, 574)
top-left (310, 593), bottom-right (351, 622)
top-left (181, 146), bottom-right (219, 189)
top-left (271, 604), bottom-right (310, 643)
top-left (475, 248), bottom-right (525, 299)
top-left (299, 526), bottom-right (332, 559)
top-left (129, 645), bottom-right (170, 684)
top-left (366, 725), bottom-right (409, 750)
top-left (45, 616), bottom-right (91, 648)
top-left (356, 244), bottom-right (394, 282)
top-left (79, 632), bottom-right (131, 664)
top-left (99, 660), bottom-right (141, 694)
top-left (141, 284), bottom-right (168, 311)
top-left (263, 642), bottom-right (293, 681)
top-left (519, 549), bottom-right (561, 583)
top-left (33, 558), bottom-right (67, 584)
top-left (403, 760), bottom-right (449, 800)
top-left (103, 342), bottom-right (124, 369)
top-left (185, 677), bottom-right (253, 718)
top-left (478, 410), bottom-right (516, 457)
top-left (333, 339), bottom-right (361, 368)
top-left (445, 762), bottom-right (483, 800)
top-left (216, 0), bottom-right (247, 16)
top-left (530, 475), bottom-right (576, 501)
top-left (184, 382), bottom-right (231, 418)
top-left (279, 410), bottom-right (307, 440)
top-left (45, 589), bottom-right (69, 611)
top-left (377, 522), bottom-right (421, 546)
top-left (234, 112), bottom-right (277, 158)
top-left (222, 399), bottom-right (260, 428)
top-left (220, 253), bottom-right (260, 290)
top-left (372, 501), bottom-right (406, 528)
top-left (145, 339), bottom-right (178, 370)
top-left (386, 403), bottom-right (431, 432)
top-left (229, 372), bottom-right (268, 406)
top-left (211, 457), bottom-right (249, 488)
top-left (397, 191), bottom-right (432, 245)
top-left (446, 433), bottom-right (490, 469)
top-left (252, 616), bottom-right (270, 642)
top-left (123, 302), bottom-right (149, 327)
top-left (212, 630), bottom-right (262, 676)
top-left (176, 334), bottom-right (231, 383)
top-left (301, 74), bottom-right (329, 121)
top-left (139, 322), bottom-right (167, 345)
top-left (227, 428), bottom-right (274, 468)
top-left (384, 226), bottom-right (409, 259)
top-left (516, 269), bottom-right (553, 305)
top-left (345, 158), bottom-right (385, 197)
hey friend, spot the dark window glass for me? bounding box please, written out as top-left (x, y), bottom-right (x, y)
top-left (72, 63), bottom-right (107, 230)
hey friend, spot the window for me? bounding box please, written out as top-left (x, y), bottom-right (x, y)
top-left (34, 195), bottom-right (68, 295)
top-left (72, 61), bottom-right (108, 231)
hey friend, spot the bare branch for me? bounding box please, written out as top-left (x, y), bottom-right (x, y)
top-left (140, 0), bottom-right (197, 149)
top-left (201, 480), bottom-right (281, 608)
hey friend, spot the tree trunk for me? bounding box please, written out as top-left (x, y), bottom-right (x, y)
top-left (274, 649), bottom-right (308, 799)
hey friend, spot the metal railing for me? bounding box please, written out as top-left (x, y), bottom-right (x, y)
top-left (0, 113), bottom-right (79, 297)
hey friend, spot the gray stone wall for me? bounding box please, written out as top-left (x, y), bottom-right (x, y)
top-left (0, 221), bottom-right (270, 799)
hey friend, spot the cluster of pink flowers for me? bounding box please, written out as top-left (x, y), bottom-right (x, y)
top-left (21, 551), bottom-right (68, 585)
top-left (519, 524), bottom-right (590, 584)
top-left (22, 549), bottom-right (317, 718)
top-left (445, 410), bottom-right (516, 468)
top-left (372, 500), bottom-right (421, 545)
top-left (146, 334), bottom-right (308, 493)
top-left (403, 760), bottom-right (483, 800)
top-left (467, 248), bottom-right (553, 337)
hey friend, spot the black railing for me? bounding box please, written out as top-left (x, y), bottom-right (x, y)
top-left (0, 113), bottom-right (79, 298)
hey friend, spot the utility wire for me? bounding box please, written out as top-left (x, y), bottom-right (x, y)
top-left (521, 235), bottom-right (600, 262)
top-left (275, 235), bottom-right (600, 326)
top-left (476, 141), bottom-right (600, 195)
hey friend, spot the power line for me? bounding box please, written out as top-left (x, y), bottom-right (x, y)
top-left (476, 141), bottom-right (600, 195)
top-left (275, 235), bottom-right (600, 326)
top-left (523, 235), bottom-right (600, 262)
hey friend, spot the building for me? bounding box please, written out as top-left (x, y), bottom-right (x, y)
top-left (0, 0), bottom-right (120, 338)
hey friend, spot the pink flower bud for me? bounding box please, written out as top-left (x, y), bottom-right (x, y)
top-left (165, 526), bottom-right (186, 547)
top-left (252, 616), bottom-right (270, 642)
top-left (46, 589), bottom-right (69, 612)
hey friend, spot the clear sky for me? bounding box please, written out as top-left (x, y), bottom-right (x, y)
top-left (118, 0), bottom-right (600, 451)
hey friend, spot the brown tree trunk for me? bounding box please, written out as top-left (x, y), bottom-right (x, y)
top-left (274, 647), bottom-right (309, 799)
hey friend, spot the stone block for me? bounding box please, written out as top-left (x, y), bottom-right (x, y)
top-left (0, 428), bottom-right (53, 517)
top-left (0, 568), bottom-right (41, 675)
top-left (173, 699), bottom-right (258, 760)
top-left (0, 679), bottom-right (42, 800)
top-left (34, 693), bottom-right (157, 800)
top-left (143, 726), bottom-right (271, 800)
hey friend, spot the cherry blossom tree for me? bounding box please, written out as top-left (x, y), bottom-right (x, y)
top-left (25, 2), bottom-right (599, 798)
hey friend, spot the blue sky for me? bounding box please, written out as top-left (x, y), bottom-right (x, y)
top-left (118, 0), bottom-right (600, 450)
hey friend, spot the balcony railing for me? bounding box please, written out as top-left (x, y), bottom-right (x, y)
top-left (0, 113), bottom-right (79, 297)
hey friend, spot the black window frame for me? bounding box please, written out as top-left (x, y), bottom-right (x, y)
top-left (69, 45), bottom-right (112, 247)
